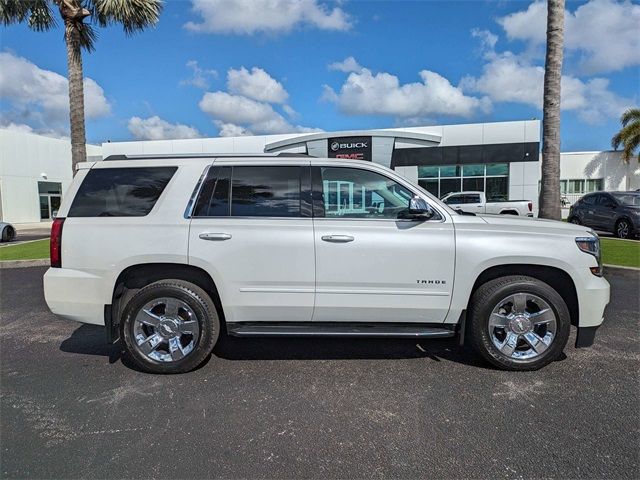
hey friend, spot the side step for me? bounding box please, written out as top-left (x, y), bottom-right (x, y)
top-left (226, 322), bottom-right (456, 339)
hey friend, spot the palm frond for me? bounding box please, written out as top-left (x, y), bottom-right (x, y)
top-left (0, 0), bottom-right (56, 30)
top-left (77, 21), bottom-right (97, 51)
top-left (620, 122), bottom-right (640, 162)
top-left (28, 0), bottom-right (57, 31)
top-left (91, 0), bottom-right (161, 34)
top-left (0, 0), bottom-right (29, 25)
top-left (620, 107), bottom-right (640, 128)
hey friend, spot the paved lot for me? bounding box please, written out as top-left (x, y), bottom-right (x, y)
top-left (1, 267), bottom-right (638, 479)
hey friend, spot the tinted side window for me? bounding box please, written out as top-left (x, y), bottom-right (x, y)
top-left (231, 166), bottom-right (302, 217)
top-left (444, 195), bottom-right (463, 205)
top-left (581, 195), bottom-right (596, 205)
top-left (193, 166), bottom-right (231, 217)
top-left (68, 167), bottom-right (177, 217)
top-left (317, 167), bottom-right (416, 219)
top-left (466, 194), bottom-right (481, 203)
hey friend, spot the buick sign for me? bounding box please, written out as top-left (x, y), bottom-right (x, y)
top-left (327, 136), bottom-right (372, 161)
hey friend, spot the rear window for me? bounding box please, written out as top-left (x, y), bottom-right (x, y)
top-left (68, 167), bottom-right (177, 217)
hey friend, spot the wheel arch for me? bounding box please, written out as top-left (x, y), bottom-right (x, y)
top-left (499, 209), bottom-right (519, 215)
top-left (468, 264), bottom-right (579, 328)
top-left (108, 263), bottom-right (226, 342)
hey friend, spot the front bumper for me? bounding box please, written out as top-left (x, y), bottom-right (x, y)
top-left (573, 271), bottom-right (610, 348)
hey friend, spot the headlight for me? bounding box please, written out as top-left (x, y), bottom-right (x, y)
top-left (576, 233), bottom-right (602, 276)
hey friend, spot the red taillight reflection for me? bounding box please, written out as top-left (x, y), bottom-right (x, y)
top-left (528, 202), bottom-right (533, 212)
top-left (50, 218), bottom-right (65, 268)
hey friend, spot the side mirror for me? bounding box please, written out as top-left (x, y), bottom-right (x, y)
top-left (403, 196), bottom-right (434, 220)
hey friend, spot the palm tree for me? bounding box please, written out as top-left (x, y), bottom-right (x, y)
top-left (538, 0), bottom-right (565, 221)
top-left (612, 108), bottom-right (640, 163)
top-left (0, 0), bottom-right (162, 172)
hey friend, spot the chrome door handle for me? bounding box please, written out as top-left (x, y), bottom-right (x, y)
top-left (199, 232), bottom-right (232, 241)
top-left (321, 235), bottom-right (354, 243)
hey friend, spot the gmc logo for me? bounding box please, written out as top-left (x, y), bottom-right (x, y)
top-left (335, 153), bottom-right (365, 160)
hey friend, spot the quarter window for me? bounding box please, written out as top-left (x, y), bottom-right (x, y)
top-left (317, 167), bottom-right (417, 219)
top-left (68, 167), bottom-right (176, 217)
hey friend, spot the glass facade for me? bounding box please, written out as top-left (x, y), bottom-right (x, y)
top-left (38, 181), bottom-right (63, 220)
top-left (418, 163), bottom-right (509, 200)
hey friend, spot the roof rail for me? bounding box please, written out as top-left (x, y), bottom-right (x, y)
top-left (102, 152), bottom-right (311, 161)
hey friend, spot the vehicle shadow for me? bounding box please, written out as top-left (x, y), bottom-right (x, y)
top-left (59, 324), bottom-right (522, 371)
top-left (59, 324), bottom-right (122, 365)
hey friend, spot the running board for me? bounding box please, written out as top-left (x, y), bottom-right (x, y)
top-left (226, 322), bottom-right (456, 339)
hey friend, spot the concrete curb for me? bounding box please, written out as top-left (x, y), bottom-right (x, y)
top-left (0, 259), bottom-right (49, 269)
top-left (604, 264), bottom-right (640, 272)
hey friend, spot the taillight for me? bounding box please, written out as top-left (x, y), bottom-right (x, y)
top-left (528, 202), bottom-right (532, 212)
top-left (50, 218), bottom-right (65, 268)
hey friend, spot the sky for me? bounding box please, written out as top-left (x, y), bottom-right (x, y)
top-left (0, 0), bottom-right (638, 151)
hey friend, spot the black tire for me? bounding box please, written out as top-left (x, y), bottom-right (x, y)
top-left (1, 226), bottom-right (15, 242)
top-left (121, 279), bottom-right (219, 374)
top-left (468, 275), bottom-right (570, 371)
top-left (615, 219), bottom-right (633, 239)
top-left (568, 216), bottom-right (581, 225)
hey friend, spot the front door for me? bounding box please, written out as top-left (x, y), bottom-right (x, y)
top-left (188, 162), bottom-right (315, 323)
top-left (312, 165), bottom-right (455, 323)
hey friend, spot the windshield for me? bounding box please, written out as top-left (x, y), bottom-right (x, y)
top-left (611, 193), bottom-right (640, 207)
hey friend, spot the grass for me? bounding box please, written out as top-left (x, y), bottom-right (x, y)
top-left (601, 238), bottom-right (640, 268)
top-left (0, 235), bottom-right (636, 269)
top-left (0, 239), bottom-right (50, 261)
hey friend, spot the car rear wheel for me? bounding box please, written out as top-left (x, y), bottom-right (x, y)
top-left (121, 279), bottom-right (219, 374)
top-left (468, 275), bottom-right (570, 371)
top-left (615, 219), bottom-right (632, 239)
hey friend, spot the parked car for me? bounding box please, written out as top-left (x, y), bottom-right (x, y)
top-left (43, 155), bottom-right (610, 374)
top-left (568, 191), bottom-right (640, 239)
top-left (441, 191), bottom-right (533, 216)
top-left (0, 221), bottom-right (16, 242)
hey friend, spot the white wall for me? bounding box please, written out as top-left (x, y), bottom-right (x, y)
top-left (0, 129), bottom-right (100, 223)
top-left (552, 151), bottom-right (640, 191)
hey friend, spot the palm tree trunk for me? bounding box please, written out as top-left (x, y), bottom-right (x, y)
top-left (538, 0), bottom-right (565, 220)
top-left (63, 19), bottom-right (87, 174)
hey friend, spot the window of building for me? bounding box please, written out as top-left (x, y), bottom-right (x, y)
top-left (556, 178), bottom-right (604, 196)
top-left (68, 167), bottom-right (176, 217)
top-left (417, 163), bottom-right (509, 200)
top-left (319, 167), bottom-right (416, 219)
top-left (38, 181), bottom-right (63, 220)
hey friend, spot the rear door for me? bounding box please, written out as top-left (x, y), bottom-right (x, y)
top-left (311, 164), bottom-right (455, 323)
top-left (188, 161), bottom-right (316, 323)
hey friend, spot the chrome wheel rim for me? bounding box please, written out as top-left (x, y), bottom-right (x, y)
top-left (133, 297), bottom-right (200, 363)
top-left (488, 293), bottom-right (557, 361)
top-left (617, 221), bottom-right (629, 238)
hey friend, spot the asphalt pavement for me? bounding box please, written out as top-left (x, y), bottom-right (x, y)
top-left (1, 266), bottom-right (638, 479)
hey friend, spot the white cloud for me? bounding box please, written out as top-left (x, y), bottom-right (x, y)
top-left (199, 90), bottom-right (320, 136)
top-left (0, 51), bottom-right (110, 137)
top-left (323, 62), bottom-right (490, 118)
top-left (282, 104), bottom-right (299, 119)
top-left (461, 49), bottom-right (633, 124)
top-left (227, 66), bottom-right (289, 104)
top-left (498, 0), bottom-right (640, 74)
top-left (185, 0), bottom-right (352, 35)
top-left (180, 60), bottom-right (218, 89)
top-left (127, 116), bottom-right (202, 140)
top-left (329, 56), bottom-right (363, 73)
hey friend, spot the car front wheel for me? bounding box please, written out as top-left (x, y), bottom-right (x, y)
top-left (568, 216), bottom-right (581, 225)
top-left (615, 219), bottom-right (633, 239)
top-left (121, 279), bottom-right (219, 374)
top-left (468, 275), bottom-right (570, 371)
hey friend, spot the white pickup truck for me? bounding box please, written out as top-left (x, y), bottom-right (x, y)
top-left (441, 191), bottom-right (533, 216)
top-left (43, 155), bottom-right (609, 374)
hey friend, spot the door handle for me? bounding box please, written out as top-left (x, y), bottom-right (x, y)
top-left (199, 232), bottom-right (232, 241)
top-left (321, 235), bottom-right (354, 243)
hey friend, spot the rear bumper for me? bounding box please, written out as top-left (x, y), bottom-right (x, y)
top-left (43, 268), bottom-right (107, 325)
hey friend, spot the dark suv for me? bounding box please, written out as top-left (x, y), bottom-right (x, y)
top-left (568, 191), bottom-right (640, 239)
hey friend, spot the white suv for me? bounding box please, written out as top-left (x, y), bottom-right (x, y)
top-left (44, 155), bottom-right (610, 373)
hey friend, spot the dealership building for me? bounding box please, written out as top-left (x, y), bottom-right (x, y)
top-left (1, 120), bottom-right (638, 223)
